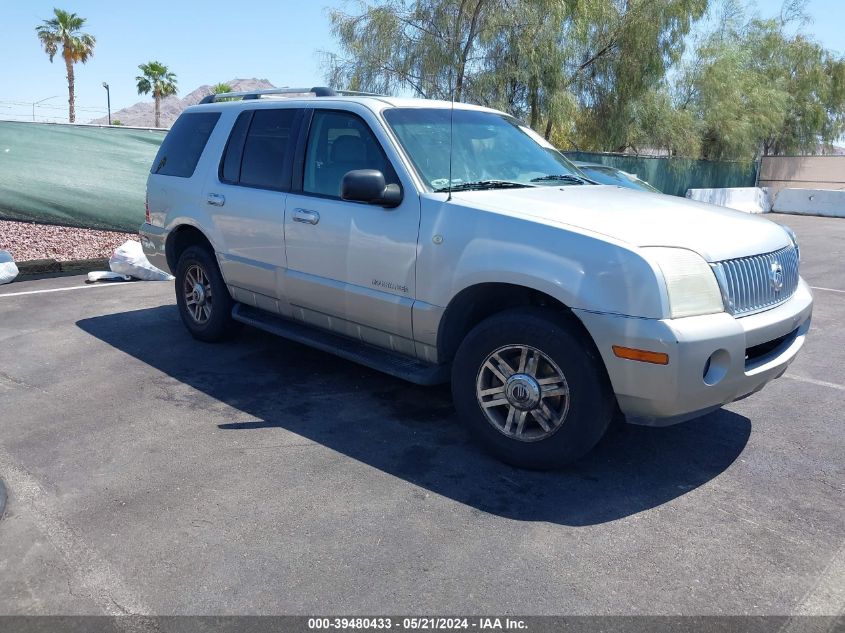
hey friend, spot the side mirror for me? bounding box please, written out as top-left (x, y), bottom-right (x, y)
top-left (341, 169), bottom-right (403, 208)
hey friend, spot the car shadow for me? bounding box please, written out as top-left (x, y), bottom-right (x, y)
top-left (77, 305), bottom-right (751, 526)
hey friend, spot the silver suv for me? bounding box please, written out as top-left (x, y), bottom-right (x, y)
top-left (140, 86), bottom-right (812, 469)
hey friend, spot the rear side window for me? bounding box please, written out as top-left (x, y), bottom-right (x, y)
top-left (220, 108), bottom-right (299, 191)
top-left (150, 112), bottom-right (220, 178)
top-left (220, 111), bottom-right (251, 184)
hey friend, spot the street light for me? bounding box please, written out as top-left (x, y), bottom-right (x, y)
top-left (102, 82), bottom-right (111, 125)
top-left (32, 95), bottom-right (60, 122)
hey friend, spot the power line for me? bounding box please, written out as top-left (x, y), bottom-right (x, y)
top-left (0, 111), bottom-right (104, 123)
top-left (0, 101), bottom-right (108, 113)
top-left (0, 115), bottom-right (67, 123)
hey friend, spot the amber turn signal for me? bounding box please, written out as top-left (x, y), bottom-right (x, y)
top-left (612, 345), bottom-right (670, 365)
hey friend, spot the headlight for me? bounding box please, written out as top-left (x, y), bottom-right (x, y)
top-left (644, 247), bottom-right (725, 319)
top-left (782, 225), bottom-right (800, 261)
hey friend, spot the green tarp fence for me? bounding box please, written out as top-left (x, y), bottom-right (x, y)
top-left (564, 151), bottom-right (758, 197)
top-left (0, 121), bottom-right (166, 233)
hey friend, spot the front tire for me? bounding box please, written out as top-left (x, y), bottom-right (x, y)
top-left (175, 245), bottom-right (236, 342)
top-left (451, 308), bottom-right (614, 469)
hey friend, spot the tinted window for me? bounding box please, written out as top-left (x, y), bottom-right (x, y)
top-left (220, 111), bottom-right (252, 184)
top-left (239, 109), bottom-right (298, 190)
top-left (303, 110), bottom-right (397, 197)
top-left (151, 112), bottom-right (220, 178)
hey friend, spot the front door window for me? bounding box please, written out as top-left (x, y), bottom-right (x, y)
top-left (303, 110), bottom-right (398, 198)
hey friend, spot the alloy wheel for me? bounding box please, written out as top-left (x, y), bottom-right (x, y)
top-left (183, 264), bottom-right (213, 324)
top-left (475, 344), bottom-right (570, 442)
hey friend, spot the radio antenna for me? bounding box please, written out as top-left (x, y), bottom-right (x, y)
top-left (447, 67), bottom-right (455, 202)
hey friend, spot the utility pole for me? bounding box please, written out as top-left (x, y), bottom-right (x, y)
top-left (102, 82), bottom-right (111, 125)
top-left (32, 95), bottom-right (60, 122)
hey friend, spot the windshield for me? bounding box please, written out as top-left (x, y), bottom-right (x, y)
top-left (383, 107), bottom-right (584, 191)
top-left (576, 165), bottom-right (660, 193)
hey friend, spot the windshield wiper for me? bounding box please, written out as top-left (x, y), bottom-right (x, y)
top-left (530, 174), bottom-right (590, 185)
top-left (434, 180), bottom-right (532, 193)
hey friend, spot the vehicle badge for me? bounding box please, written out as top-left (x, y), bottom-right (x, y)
top-left (769, 261), bottom-right (784, 293)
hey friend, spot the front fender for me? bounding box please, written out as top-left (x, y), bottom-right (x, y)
top-left (416, 198), bottom-right (666, 319)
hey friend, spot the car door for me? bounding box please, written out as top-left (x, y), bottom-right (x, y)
top-left (205, 106), bottom-right (303, 313)
top-left (283, 107), bottom-right (420, 355)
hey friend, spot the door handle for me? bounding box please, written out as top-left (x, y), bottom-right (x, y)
top-left (292, 208), bottom-right (320, 225)
top-left (207, 193), bottom-right (225, 207)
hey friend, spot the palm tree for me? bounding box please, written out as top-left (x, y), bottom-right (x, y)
top-left (136, 61), bottom-right (178, 128)
top-left (35, 9), bottom-right (96, 123)
top-left (210, 82), bottom-right (235, 102)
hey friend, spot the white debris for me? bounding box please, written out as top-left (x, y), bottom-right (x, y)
top-left (87, 271), bottom-right (132, 282)
top-left (0, 250), bottom-right (18, 285)
top-left (109, 240), bottom-right (174, 281)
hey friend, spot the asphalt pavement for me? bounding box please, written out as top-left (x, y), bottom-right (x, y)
top-left (0, 213), bottom-right (842, 618)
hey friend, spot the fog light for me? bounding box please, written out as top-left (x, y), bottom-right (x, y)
top-left (703, 349), bottom-right (730, 386)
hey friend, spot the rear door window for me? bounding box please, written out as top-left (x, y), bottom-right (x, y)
top-left (219, 111), bottom-right (252, 184)
top-left (150, 112), bottom-right (220, 178)
top-left (232, 108), bottom-right (300, 191)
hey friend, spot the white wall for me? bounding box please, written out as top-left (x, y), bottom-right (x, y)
top-left (686, 188), bottom-right (771, 214)
top-left (772, 189), bottom-right (845, 218)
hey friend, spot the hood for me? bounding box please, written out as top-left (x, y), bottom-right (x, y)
top-left (451, 185), bottom-right (791, 262)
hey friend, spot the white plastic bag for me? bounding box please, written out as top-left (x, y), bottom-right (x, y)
top-left (0, 251), bottom-right (18, 285)
top-left (109, 240), bottom-right (174, 281)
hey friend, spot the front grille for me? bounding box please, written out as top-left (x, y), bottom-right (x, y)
top-left (712, 245), bottom-right (799, 316)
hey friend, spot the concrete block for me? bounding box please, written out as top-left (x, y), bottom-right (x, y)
top-left (686, 187), bottom-right (772, 214)
top-left (772, 189), bottom-right (845, 218)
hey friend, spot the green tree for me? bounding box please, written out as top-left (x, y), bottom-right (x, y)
top-left (617, 85), bottom-right (702, 157)
top-left (679, 0), bottom-right (845, 158)
top-left (753, 25), bottom-right (845, 155)
top-left (325, 0), bottom-right (495, 101)
top-left (565, 0), bottom-right (709, 151)
top-left (136, 61), bottom-right (178, 128)
top-left (210, 82), bottom-right (235, 102)
top-left (325, 0), bottom-right (707, 143)
top-left (325, 0), bottom-right (844, 158)
top-left (470, 1), bottom-right (574, 134)
top-left (35, 8), bottom-right (96, 123)
top-left (688, 34), bottom-right (787, 159)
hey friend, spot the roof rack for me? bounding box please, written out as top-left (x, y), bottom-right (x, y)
top-left (199, 86), bottom-right (385, 104)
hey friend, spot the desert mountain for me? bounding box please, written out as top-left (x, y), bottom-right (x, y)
top-left (89, 78), bottom-right (276, 128)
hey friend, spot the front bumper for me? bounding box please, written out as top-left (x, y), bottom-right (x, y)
top-left (139, 223), bottom-right (171, 275)
top-left (574, 279), bottom-right (813, 425)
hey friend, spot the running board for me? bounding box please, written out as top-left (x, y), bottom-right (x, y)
top-left (231, 303), bottom-right (449, 386)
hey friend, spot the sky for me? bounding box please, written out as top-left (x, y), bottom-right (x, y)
top-left (1, 0), bottom-right (844, 124)
top-left (2, 0), bottom-right (337, 123)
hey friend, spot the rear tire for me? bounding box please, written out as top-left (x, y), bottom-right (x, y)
top-left (451, 308), bottom-right (614, 470)
top-left (175, 245), bottom-right (237, 342)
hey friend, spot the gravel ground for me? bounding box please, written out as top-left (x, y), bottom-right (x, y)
top-left (0, 220), bottom-right (138, 262)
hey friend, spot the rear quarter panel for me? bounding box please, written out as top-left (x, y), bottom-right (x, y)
top-left (145, 107), bottom-right (238, 266)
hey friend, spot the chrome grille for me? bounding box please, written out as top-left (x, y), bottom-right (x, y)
top-left (712, 245), bottom-right (799, 316)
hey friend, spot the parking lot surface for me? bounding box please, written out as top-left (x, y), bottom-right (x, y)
top-left (0, 214), bottom-right (842, 617)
